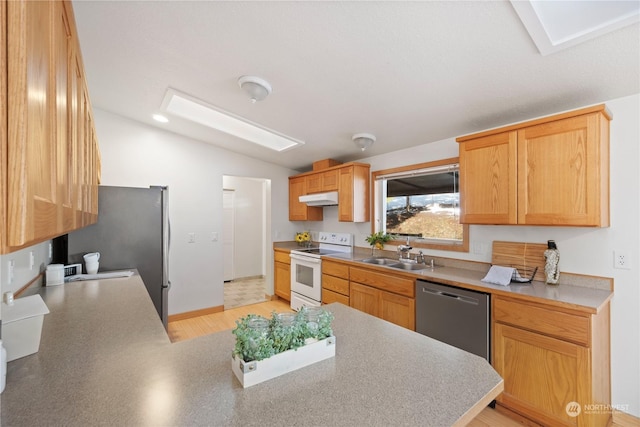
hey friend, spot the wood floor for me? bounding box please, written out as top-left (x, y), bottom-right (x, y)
top-left (167, 299), bottom-right (292, 342)
top-left (167, 300), bottom-right (628, 427)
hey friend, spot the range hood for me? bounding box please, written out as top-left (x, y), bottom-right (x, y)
top-left (299, 191), bottom-right (339, 206)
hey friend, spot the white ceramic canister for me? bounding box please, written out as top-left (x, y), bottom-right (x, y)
top-left (46, 264), bottom-right (65, 286)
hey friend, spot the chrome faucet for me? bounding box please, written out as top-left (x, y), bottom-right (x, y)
top-left (397, 236), bottom-right (412, 260)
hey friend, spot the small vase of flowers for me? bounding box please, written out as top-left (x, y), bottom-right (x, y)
top-left (295, 231), bottom-right (312, 247)
top-left (365, 231), bottom-right (394, 255)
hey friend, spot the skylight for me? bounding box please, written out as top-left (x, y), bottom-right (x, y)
top-left (160, 88), bottom-right (304, 152)
top-left (511, 0), bottom-right (640, 55)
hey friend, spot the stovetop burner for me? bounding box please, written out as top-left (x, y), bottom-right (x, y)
top-left (290, 232), bottom-right (353, 258)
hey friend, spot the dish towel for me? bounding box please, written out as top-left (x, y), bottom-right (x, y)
top-left (481, 265), bottom-right (515, 286)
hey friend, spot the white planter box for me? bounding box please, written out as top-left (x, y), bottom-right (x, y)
top-left (231, 336), bottom-right (336, 388)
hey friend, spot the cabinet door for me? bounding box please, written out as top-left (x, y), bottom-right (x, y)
top-left (274, 261), bottom-right (291, 301)
top-left (517, 114), bottom-right (609, 226)
top-left (338, 165), bottom-right (369, 222)
top-left (380, 291), bottom-right (415, 330)
top-left (494, 322), bottom-right (592, 427)
top-left (305, 173), bottom-right (321, 194)
top-left (288, 176), bottom-right (322, 221)
top-left (459, 131), bottom-right (517, 224)
top-left (349, 282), bottom-right (379, 317)
top-left (7, 0), bottom-right (59, 249)
top-left (1, 0), bottom-right (7, 251)
top-left (54, 0), bottom-right (75, 233)
top-left (321, 169), bottom-right (339, 191)
top-left (322, 288), bottom-right (349, 306)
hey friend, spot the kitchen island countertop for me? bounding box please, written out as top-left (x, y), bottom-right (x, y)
top-left (2, 273), bottom-right (502, 426)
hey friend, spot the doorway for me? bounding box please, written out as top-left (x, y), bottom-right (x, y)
top-left (222, 176), bottom-right (270, 310)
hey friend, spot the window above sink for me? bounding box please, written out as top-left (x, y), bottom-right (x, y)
top-left (371, 157), bottom-right (469, 253)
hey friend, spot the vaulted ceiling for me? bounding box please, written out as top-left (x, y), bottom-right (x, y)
top-left (72, 1), bottom-right (640, 171)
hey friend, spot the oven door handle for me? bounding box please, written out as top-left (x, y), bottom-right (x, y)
top-left (290, 253), bottom-right (322, 264)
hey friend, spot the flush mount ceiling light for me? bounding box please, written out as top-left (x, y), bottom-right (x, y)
top-left (160, 88), bottom-right (304, 152)
top-left (352, 133), bottom-right (376, 151)
top-left (238, 75), bottom-right (272, 103)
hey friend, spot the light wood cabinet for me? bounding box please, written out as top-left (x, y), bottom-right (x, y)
top-left (306, 169), bottom-right (338, 193)
top-left (322, 259), bottom-right (349, 306)
top-left (273, 250), bottom-right (291, 301)
top-left (349, 266), bottom-right (415, 330)
top-left (288, 175), bottom-right (323, 221)
top-left (493, 296), bottom-right (611, 427)
top-left (288, 162), bottom-right (370, 223)
top-left (457, 105), bottom-right (610, 227)
top-left (3, 0), bottom-right (99, 253)
top-left (338, 164), bottom-right (370, 222)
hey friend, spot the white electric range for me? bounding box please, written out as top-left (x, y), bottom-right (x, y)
top-left (289, 232), bottom-right (353, 311)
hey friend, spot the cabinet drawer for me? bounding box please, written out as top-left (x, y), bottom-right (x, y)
top-left (494, 297), bottom-right (590, 346)
top-left (322, 274), bottom-right (349, 296)
top-left (323, 289), bottom-right (349, 306)
top-left (322, 260), bottom-right (349, 279)
top-left (349, 267), bottom-right (414, 298)
top-left (274, 251), bottom-right (291, 264)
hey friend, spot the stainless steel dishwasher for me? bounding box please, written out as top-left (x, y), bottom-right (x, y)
top-left (416, 280), bottom-right (490, 361)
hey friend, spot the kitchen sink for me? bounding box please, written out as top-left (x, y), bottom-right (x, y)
top-left (359, 258), bottom-right (434, 271)
top-left (360, 257), bottom-right (400, 266)
top-left (388, 262), bottom-right (431, 271)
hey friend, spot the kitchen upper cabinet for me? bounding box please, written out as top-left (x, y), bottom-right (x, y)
top-left (306, 169), bottom-right (338, 194)
top-left (3, 0), bottom-right (99, 253)
top-left (288, 175), bottom-right (323, 221)
top-left (457, 105), bottom-right (610, 227)
top-left (289, 162), bottom-right (370, 222)
top-left (493, 296), bottom-right (611, 427)
top-left (273, 250), bottom-right (291, 301)
top-left (338, 164), bottom-right (369, 222)
top-left (458, 131), bottom-right (517, 224)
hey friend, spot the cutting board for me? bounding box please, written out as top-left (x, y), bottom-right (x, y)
top-left (491, 241), bottom-right (548, 282)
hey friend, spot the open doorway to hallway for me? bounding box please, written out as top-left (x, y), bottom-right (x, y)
top-left (222, 176), bottom-right (271, 310)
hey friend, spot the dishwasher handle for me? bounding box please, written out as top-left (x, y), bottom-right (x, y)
top-left (421, 286), bottom-right (479, 305)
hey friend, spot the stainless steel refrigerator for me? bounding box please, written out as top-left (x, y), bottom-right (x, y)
top-left (64, 186), bottom-right (170, 329)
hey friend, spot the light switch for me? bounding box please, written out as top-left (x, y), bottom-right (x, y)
top-left (188, 233), bottom-right (196, 243)
top-left (211, 232), bottom-right (219, 242)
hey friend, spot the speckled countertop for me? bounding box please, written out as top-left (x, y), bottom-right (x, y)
top-left (275, 242), bottom-right (613, 314)
top-left (1, 273), bottom-right (502, 426)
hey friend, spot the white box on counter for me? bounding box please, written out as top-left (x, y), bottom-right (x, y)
top-left (2, 294), bottom-right (50, 362)
top-left (231, 336), bottom-right (336, 388)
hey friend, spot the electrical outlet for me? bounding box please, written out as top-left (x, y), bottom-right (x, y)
top-left (614, 251), bottom-right (631, 270)
top-left (211, 232), bottom-right (219, 242)
top-left (188, 233), bottom-right (196, 243)
top-left (29, 251), bottom-right (35, 270)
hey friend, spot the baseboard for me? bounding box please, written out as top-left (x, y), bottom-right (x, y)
top-left (613, 410), bottom-right (640, 427)
top-left (168, 305), bottom-right (223, 322)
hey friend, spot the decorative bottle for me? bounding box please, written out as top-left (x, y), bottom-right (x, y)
top-left (544, 240), bottom-right (560, 285)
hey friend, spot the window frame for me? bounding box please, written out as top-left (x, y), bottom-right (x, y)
top-left (370, 157), bottom-right (469, 253)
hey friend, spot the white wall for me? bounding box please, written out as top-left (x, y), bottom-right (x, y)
top-left (94, 109), bottom-right (298, 315)
top-left (0, 240), bottom-right (53, 307)
top-left (222, 176), bottom-right (267, 279)
top-left (315, 94), bottom-right (640, 417)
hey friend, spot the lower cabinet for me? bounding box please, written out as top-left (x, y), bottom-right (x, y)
top-left (322, 259), bottom-right (350, 306)
top-left (492, 296), bottom-right (611, 427)
top-left (349, 267), bottom-right (415, 330)
top-left (273, 250), bottom-right (291, 301)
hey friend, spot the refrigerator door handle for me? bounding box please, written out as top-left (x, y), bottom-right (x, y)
top-left (163, 280), bottom-right (171, 290)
